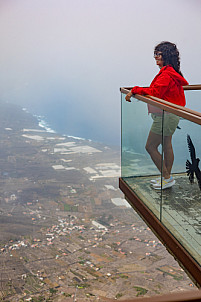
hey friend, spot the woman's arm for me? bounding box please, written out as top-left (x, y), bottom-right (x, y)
top-left (125, 90), bottom-right (133, 102)
top-left (131, 73), bottom-right (171, 99)
top-left (125, 72), bottom-right (171, 102)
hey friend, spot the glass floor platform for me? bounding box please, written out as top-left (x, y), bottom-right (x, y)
top-left (123, 173), bottom-right (201, 267)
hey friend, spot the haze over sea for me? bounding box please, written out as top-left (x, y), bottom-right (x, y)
top-left (35, 112), bottom-right (91, 143)
top-left (0, 1), bottom-right (201, 146)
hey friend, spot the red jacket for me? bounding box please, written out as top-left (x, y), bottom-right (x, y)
top-left (131, 65), bottom-right (189, 113)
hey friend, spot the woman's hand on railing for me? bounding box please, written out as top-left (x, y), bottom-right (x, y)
top-left (125, 91), bottom-right (133, 102)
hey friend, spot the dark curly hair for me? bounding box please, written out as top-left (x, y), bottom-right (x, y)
top-left (154, 41), bottom-right (183, 77)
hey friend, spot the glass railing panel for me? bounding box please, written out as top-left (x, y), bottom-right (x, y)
top-left (185, 89), bottom-right (201, 112)
top-left (161, 111), bottom-right (201, 266)
top-left (121, 93), bottom-right (163, 219)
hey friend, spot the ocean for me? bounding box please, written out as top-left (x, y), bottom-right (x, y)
top-left (29, 109), bottom-right (121, 147)
top-left (29, 112), bottom-right (120, 147)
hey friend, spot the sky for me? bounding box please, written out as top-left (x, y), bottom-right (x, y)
top-left (0, 0), bottom-right (201, 146)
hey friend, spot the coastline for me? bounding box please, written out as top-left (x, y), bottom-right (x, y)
top-left (0, 101), bottom-right (194, 301)
top-left (22, 106), bottom-right (93, 142)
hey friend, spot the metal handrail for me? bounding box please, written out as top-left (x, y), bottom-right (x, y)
top-left (120, 85), bottom-right (201, 125)
top-left (121, 84), bottom-right (201, 91)
top-left (183, 84), bottom-right (201, 90)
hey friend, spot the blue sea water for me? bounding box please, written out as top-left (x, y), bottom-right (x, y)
top-left (19, 81), bottom-right (120, 146)
top-left (33, 110), bottom-right (120, 147)
top-left (37, 115), bottom-right (88, 142)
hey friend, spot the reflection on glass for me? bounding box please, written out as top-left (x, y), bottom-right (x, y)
top-left (185, 90), bottom-right (201, 112)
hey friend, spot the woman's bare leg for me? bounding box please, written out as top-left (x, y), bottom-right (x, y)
top-left (145, 131), bottom-right (170, 179)
top-left (164, 135), bottom-right (174, 175)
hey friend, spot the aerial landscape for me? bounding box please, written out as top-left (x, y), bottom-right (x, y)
top-left (0, 101), bottom-right (197, 301)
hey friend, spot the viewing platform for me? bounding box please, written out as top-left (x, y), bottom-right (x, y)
top-left (119, 85), bottom-right (201, 288)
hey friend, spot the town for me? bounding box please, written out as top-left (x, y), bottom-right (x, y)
top-left (0, 101), bottom-right (195, 301)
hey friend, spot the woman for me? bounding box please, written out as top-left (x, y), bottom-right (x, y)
top-left (125, 41), bottom-right (189, 190)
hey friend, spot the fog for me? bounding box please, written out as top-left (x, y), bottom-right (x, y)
top-left (0, 0), bottom-right (200, 145)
